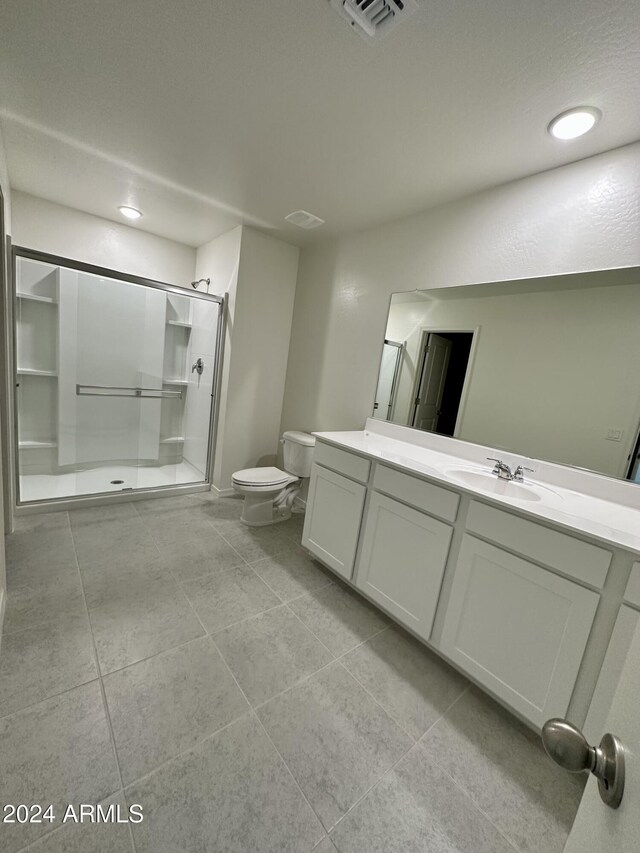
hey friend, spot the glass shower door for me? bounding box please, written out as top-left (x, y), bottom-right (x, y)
top-left (14, 251), bottom-right (222, 504)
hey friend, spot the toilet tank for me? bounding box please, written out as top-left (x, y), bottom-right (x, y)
top-left (282, 430), bottom-right (315, 477)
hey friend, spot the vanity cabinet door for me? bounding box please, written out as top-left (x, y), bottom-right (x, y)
top-left (302, 464), bottom-right (366, 581)
top-left (356, 493), bottom-right (453, 641)
top-left (440, 535), bottom-right (599, 727)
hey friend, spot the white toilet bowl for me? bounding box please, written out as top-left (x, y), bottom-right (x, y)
top-left (232, 431), bottom-right (315, 526)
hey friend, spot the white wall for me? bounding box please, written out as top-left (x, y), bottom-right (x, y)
top-left (281, 142), bottom-right (640, 441)
top-left (196, 226), bottom-right (299, 491)
top-left (11, 191), bottom-right (195, 285)
top-left (386, 281), bottom-right (640, 477)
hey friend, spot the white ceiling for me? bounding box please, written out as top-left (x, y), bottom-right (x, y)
top-left (1, 0), bottom-right (639, 248)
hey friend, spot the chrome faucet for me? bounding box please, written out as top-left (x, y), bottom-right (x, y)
top-left (487, 458), bottom-right (513, 480)
top-left (487, 458), bottom-right (535, 482)
top-left (513, 464), bottom-right (534, 482)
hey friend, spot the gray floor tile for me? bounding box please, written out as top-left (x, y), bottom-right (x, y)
top-left (215, 519), bottom-right (291, 562)
top-left (0, 682), bottom-right (120, 853)
top-left (142, 507), bottom-right (214, 546)
top-left (258, 662), bottom-right (412, 830)
top-left (104, 636), bottom-right (249, 784)
top-left (126, 713), bottom-right (324, 853)
top-left (79, 544), bottom-right (169, 608)
top-left (24, 792), bottom-right (134, 852)
top-left (13, 511), bottom-right (70, 533)
top-left (5, 528), bottom-right (76, 570)
top-left (251, 544), bottom-right (334, 602)
top-left (289, 583), bottom-right (390, 657)
top-left (158, 531), bottom-right (245, 582)
top-left (330, 741), bottom-right (515, 853)
top-left (69, 503), bottom-right (136, 528)
top-left (134, 494), bottom-right (203, 516)
top-left (313, 838), bottom-right (338, 853)
top-left (421, 687), bottom-right (584, 853)
top-left (4, 561), bottom-right (84, 634)
top-left (0, 609), bottom-right (97, 716)
top-left (181, 565), bottom-right (281, 632)
top-left (88, 578), bottom-right (204, 674)
top-left (342, 626), bottom-right (469, 740)
top-left (194, 494), bottom-right (244, 520)
top-left (214, 606), bottom-right (334, 705)
top-left (72, 518), bottom-right (155, 565)
top-left (278, 512), bottom-right (306, 543)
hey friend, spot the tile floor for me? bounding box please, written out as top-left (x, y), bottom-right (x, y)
top-left (0, 492), bottom-right (584, 852)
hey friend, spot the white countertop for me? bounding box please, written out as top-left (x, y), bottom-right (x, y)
top-left (313, 425), bottom-right (640, 556)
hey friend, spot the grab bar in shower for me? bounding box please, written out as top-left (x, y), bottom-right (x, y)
top-left (76, 384), bottom-right (183, 399)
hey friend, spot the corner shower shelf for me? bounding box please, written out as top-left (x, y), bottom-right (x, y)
top-left (17, 368), bottom-right (58, 377)
top-left (19, 440), bottom-right (58, 450)
top-left (167, 320), bottom-right (192, 328)
top-left (16, 292), bottom-right (58, 305)
top-left (162, 378), bottom-right (189, 386)
top-left (160, 436), bottom-right (185, 444)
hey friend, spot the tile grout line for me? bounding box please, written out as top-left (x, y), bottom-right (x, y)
top-left (69, 523), bottom-right (138, 853)
top-left (327, 683), bottom-right (474, 838)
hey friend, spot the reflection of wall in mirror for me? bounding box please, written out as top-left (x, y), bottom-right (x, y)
top-left (384, 281), bottom-right (640, 478)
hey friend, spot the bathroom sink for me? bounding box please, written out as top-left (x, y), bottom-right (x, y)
top-left (445, 468), bottom-right (552, 502)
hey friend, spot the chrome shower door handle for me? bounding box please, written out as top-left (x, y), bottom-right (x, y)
top-left (541, 718), bottom-right (625, 808)
top-left (191, 358), bottom-right (204, 375)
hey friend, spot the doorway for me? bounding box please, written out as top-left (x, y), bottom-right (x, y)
top-left (411, 330), bottom-right (474, 437)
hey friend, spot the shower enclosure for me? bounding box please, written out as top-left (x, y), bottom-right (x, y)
top-left (10, 247), bottom-right (224, 506)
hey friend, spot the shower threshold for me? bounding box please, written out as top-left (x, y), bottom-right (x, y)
top-left (19, 460), bottom-right (205, 503)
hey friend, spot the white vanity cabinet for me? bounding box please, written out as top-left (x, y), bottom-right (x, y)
top-left (356, 492), bottom-right (453, 640)
top-left (302, 450), bottom-right (369, 580)
top-left (440, 535), bottom-right (599, 727)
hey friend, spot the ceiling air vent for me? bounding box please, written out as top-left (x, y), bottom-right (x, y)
top-left (330, 0), bottom-right (418, 42)
top-left (284, 210), bottom-right (325, 230)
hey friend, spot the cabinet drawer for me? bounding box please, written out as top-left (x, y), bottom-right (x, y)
top-left (440, 535), bottom-right (599, 727)
top-left (302, 464), bottom-right (366, 581)
top-left (374, 464), bottom-right (459, 523)
top-left (314, 441), bottom-right (371, 484)
top-left (466, 501), bottom-right (611, 588)
top-left (624, 563), bottom-right (640, 609)
top-left (356, 492), bottom-right (453, 640)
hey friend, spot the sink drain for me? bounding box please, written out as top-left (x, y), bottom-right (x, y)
top-left (110, 479), bottom-right (125, 485)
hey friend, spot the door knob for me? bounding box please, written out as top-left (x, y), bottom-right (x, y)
top-left (541, 718), bottom-right (625, 808)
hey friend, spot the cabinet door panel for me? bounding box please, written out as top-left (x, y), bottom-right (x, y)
top-left (302, 464), bottom-right (366, 580)
top-left (357, 493), bottom-right (453, 640)
top-left (440, 535), bottom-right (598, 727)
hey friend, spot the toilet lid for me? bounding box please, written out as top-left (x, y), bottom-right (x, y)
top-left (232, 466), bottom-right (292, 486)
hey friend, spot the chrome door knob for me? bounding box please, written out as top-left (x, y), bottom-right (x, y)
top-left (542, 718), bottom-right (625, 809)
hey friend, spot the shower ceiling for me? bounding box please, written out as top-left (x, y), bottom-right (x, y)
top-left (1, 0), bottom-right (639, 247)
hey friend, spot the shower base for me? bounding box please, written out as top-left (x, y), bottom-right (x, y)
top-left (19, 460), bottom-right (205, 503)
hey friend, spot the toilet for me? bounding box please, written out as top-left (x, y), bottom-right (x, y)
top-left (232, 430), bottom-right (316, 526)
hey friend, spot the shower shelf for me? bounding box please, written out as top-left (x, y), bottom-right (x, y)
top-left (19, 440), bottom-right (58, 449)
top-left (167, 320), bottom-right (192, 328)
top-left (160, 436), bottom-right (185, 444)
top-left (16, 292), bottom-right (58, 304)
top-left (17, 367), bottom-right (58, 377)
top-left (162, 378), bottom-right (189, 386)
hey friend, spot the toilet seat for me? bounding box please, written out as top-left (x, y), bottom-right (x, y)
top-left (232, 466), bottom-right (297, 489)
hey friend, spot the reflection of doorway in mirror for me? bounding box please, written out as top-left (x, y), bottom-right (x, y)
top-left (372, 339), bottom-right (404, 421)
top-left (411, 331), bottom-right (474, 436)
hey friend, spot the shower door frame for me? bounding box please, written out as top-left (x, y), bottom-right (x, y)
top-left (8, 246), bottom-right (226, 514)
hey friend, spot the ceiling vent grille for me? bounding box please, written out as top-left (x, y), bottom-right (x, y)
top-left (330, 0), bottom-right (418, 41)
top-left (284, 210), bottom-right (325, 229)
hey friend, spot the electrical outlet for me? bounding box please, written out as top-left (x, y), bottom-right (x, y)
top-left (606, 428), bottom-right (624, 442)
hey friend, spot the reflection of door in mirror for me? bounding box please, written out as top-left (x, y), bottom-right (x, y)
top-left (411, 331), bottom-right (473, 436)
top-left (372, 339), bottom-right (403, 421)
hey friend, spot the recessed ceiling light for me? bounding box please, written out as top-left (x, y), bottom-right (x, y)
top-left (548, 107), bottom-right (601, 140)
top-left (118, 205), bottom-right (142, 220)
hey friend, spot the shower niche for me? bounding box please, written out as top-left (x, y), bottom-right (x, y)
top-left (13, 252), bottom-right (223, 504)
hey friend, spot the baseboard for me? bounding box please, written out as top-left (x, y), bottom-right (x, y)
top-left (211, 484), bottom-right (236, 498)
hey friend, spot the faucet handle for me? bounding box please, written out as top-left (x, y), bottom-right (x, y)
top-left (486, 457), bottom-right (502, 464)
top-left (513, 464), bottom-right (534, 482)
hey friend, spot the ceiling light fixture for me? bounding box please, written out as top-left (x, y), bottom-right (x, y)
top-left (548, 107), bottom-right (601, 140)
top-left (118, 205), bottom-right (143, 220)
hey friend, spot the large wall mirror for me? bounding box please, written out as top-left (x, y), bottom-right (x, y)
top-left (373, 268), bottom-right (640, 482)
